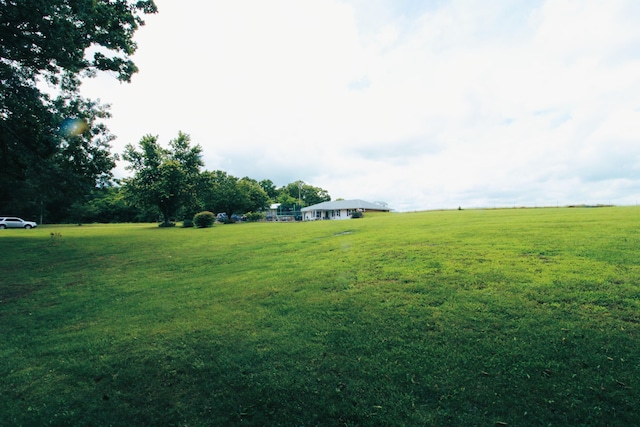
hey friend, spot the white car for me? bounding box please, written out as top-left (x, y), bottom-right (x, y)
top-left (0, 217), bottom-right (38, 229)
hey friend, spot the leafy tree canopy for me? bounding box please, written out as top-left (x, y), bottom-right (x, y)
top-left (0, 0), bottom-right (157, 218)
top-left (201, 171), bottom-right (268, 222)
top-left (1, 0), bottom-right (157, 84)
top-left (122, 132), bottom-right (203, 225)
top-left (259, 179), bottom-right (278, 199)
top-left (279, 180), bottom-right (331, 207)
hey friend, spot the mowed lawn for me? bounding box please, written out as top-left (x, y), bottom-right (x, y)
top-left (2, 207), bottom-right (640, 426)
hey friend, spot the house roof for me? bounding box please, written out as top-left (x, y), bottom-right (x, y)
top-left (301, 199), bottom-right (391, 212)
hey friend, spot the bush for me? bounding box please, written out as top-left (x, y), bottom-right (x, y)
top-left (182, 219), bottom-right (194, 228)
top-left (193, 211), bottom-right (215, 228)
top-left (158, 221), bottom-right (176, 227)
top-left (351, 211), bottom-right (363, 219)
top-left (245, 211), bottom-right (265, 222)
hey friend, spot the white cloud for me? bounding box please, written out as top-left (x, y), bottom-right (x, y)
top-left (80, 0), bottom-right (640, 211)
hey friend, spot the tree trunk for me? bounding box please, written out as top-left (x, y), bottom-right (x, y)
top-left (161, 209), bottom-right (171, 225)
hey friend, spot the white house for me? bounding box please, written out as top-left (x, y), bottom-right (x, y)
top-left (301, 199), bottom-right (391, 220)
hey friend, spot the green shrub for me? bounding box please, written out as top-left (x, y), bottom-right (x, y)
top-left (351, 211), bottom-right (363, 218)
top-left (245, 211), bottom-right (265, 222)
top-left (158, 221), bottom-right (176, 227)
top-left (193, 211), bottom-right (215, 228)
top-left (182, 219), bottom-right (194, 228)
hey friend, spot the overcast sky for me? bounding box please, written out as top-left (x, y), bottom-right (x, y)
top-left (80, 0), bottom-right (640, 211)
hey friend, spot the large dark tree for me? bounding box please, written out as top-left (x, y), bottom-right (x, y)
top-left (259, 179), bottom-right (278, 200)
top-left (201, 171), bottom-right (268, 222)
top-left (240, 177), bottom-right (270, 215)
top-left (122, 132), bottom-right (203, 226)
top-left (0, 0), bottom-right (157, 219)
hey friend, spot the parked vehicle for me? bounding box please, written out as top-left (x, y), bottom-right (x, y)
top-left (216, 213), bottom-right (245, 223)
top-left (0, 217), bottom-right (38, 229)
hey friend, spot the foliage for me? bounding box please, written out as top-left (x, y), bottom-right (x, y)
top-left (2, 207), bottom-right (640, 425)
top-left (240, 177), bottom-right (270, 215)
top-left (34, 173), bottom-right (335, 224)
top-left (1, 0), bottom-right (157, 85)
top-left (193, 211), bottom-right (215, 228)
top-left (1, 94), bottom-right (118, 222)
top-left (351, 210), bottom-right (363, 218)
top-left (181, 219), bottom-right (194, 228)
top-left (270, 180), bottom-right (331, 220)
top-left (275, 191), bottom-right (298, 209)
top-left (0, 0), bottom-right (157, 219)
top-left (245, 211), bottom-right (265, 222)
top-left (122, 132), bottom-right (203, 226)
top-left (200, 171), bottom-right (268, 222)
top-left (279, 180), bottom-right (330, 207)
top-left (70, 186), bottom-right (157, 224)
top-left (259, 179), bottom-right (278, 199)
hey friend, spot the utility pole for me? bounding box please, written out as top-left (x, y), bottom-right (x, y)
top-left (297, 181), bottom-right (302, 221)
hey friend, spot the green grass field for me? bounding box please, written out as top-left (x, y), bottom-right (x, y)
top-left (2, 207), bottom-right (640, 426)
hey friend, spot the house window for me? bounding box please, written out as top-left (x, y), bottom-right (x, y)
top-left (316, 211), bottom-right (321, 219)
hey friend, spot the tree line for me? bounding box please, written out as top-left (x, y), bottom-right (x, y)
top-left (1, 1), bottom-right (157, 223)
top-left (0, 1), bottom-right (330, 224)
top-left (75, 131), bottom-right (330, 225)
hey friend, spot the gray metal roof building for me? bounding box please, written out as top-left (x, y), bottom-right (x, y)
top-left (301, 199), bottom-right (390, 212)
